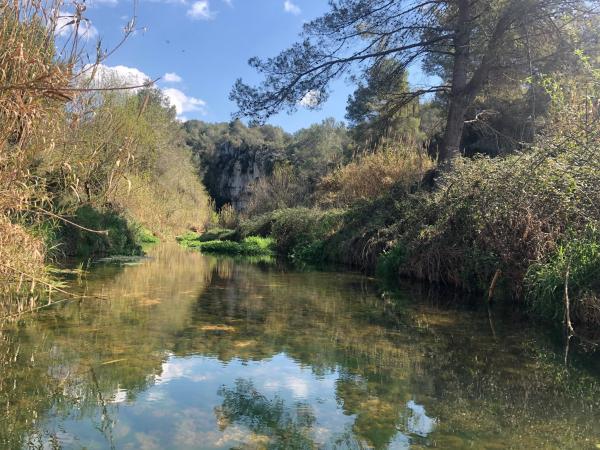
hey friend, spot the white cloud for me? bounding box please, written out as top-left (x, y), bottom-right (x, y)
top-left (79, 65), bottom-right (206, 120)
top-left (155, 358), bottom-right (214, 384)
top-left (55, 12), bottom-right (99, 40)
top-left (299, 89), bottom-right (320, 108)
top-left (163, 87), bottom-right (207, 118)
top-left (164, 72), bottom-right (183, 83)
top-left (187, 1), bottom-right (214, 20)
top-left (84, 64), bottom-right (151, 90)
top-left (284, 0), bottom-right (301, 15)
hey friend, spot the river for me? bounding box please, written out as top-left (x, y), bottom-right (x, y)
top-left (1, 244), bottom-right (599, 449)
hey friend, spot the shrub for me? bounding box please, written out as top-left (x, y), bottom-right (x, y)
top-left (0, 1), bottom-right (70, 302)
top-left (317, 146), bottom-right (434, 208)
top-left (60, 206), bottom-right (142, 258)
top-left (240, 236), bottom-right (275, 256)
top-left (195, 240), bottom-right (244, 254)
top-left (525, 227), bottom-right (600, 324)
top-left (239, 207), bottom-right (345, 264)
top-left (217, 204), bottom-right (239, 229)
top-left (268, 208), bottom-right (344, 256)
top-left (376, 244), bottom-right (408, 280)
top-left (198, 228), bottom-right (239, 242)
top-left (136, 227), bottom-right (160, 245)
top-left (177, 232), bottom-right (274, 257)
top-left (245, 164), bottom-right (308, 216)
top-left (197, 237), bottom-right (274, 256)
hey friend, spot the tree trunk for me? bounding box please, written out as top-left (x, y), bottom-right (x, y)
top-left (441, 96), bottom-right (468, 162)
top-left (440, 0), bottom-right (471, 163)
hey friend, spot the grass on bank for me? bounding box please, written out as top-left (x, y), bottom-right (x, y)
top-left (177, 230), bottom-right (275, 257)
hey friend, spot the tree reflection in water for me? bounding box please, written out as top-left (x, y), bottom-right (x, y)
top-left (215, 379), bottom-right (316, 449)
top-left (0, 244), bottom-right (599, 449)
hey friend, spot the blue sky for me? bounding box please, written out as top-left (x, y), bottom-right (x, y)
top-left (66, 0), bottom-right (430, 132)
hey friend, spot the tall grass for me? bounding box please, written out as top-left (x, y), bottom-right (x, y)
top-left (526, 227), bottom-right (600, 325)
top-left (0, 0), bottom-right (72, 304)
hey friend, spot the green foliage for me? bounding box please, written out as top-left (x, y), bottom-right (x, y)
top-left (61, 206), bottom-right (142, 258)
top-left (346, 60), bottom-right (424, 149)
top-left (376, 245), bottom-right (408, 280)
top-left (526, 227), bottom-right (600, 323)
top-left (198, 228), bottom-right (239, 242)
top-left (285, 118), bottom-right (350, 183)
top-left (241, 236), bottom-right (276, 256)
top-left (135, 227), bottom-right (160, 245)
top-left (178, 232), bottom-right (274, 257)
top-left (268, 208), bottom-right (343, 257)
top-left (240, 208), bottom-right (344, 264)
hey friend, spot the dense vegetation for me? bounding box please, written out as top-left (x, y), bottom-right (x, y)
top-left (3, 0), bottom-right (600, 340)
top-left (216, 0), bottom-right (600, 337)
top-left (0, 1), bottom-right (210, 314)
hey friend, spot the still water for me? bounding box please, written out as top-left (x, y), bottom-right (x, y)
top-left (1, 244), bottom-right (600, 449)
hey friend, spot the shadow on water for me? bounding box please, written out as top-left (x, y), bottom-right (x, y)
top-left (1, 244), bottom-right (600, 449)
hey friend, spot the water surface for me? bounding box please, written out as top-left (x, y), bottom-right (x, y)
top-left (2, 245), bottom-right (600, 449)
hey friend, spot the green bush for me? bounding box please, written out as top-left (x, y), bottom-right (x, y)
top-left (61, 206), bottom-right (142, 258)
top-left (176, 231), bottom-right (200, 245)
top-left (525, 226), bottom-right (600, 323)
top-left (240, 208), bottom-right (344, 263)
top-left (376, 244), bottom-right (408, 280)
top-left (136, 226), bottom-right (160, 245)
top-left (178, 232), bottom-right (274, 257)
top-left (241, 236), bottom-right (275, 255)
top-left (198, 228), bottom-right (238, 242)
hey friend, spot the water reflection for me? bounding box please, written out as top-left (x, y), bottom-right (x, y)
top-left (0, 245), bottom-right (599, 449)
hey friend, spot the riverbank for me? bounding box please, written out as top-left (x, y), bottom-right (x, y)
top-left (187, 124), bottom-right (600, 336)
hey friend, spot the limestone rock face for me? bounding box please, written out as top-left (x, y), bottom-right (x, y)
top-left (184, 120), bottom-right (287, 211)
top-left (209, 142), bottom-right (278, 211)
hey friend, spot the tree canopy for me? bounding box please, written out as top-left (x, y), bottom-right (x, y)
top-left (231, 0), bottom-right (600, 161)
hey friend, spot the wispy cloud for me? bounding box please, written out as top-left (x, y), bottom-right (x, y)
top-left (87, 0), bottom-right (118, 7)
top-left (283, 0), bottom-right (301, 15)
top-left (163, 72), bottom-right (183, 83)
top-left (187, 1), bottom-right (214, 20)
